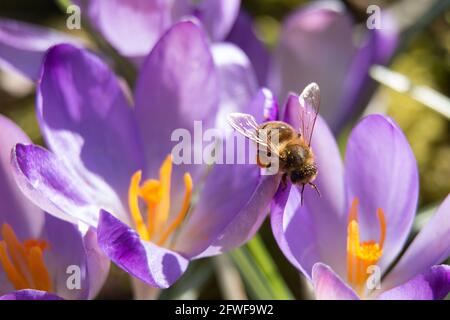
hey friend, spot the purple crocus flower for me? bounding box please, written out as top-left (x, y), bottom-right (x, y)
top-left (228, 0), bottom-right (398, 132)
top-left (0, 0), bottom-right (241, 78)
top-left (0, 18), bottom-right (80, 80)
top-left (270, 96), bottom-right (450, 299)
top-left (10, 21), bottom-right (277, 290)
top-left (73, 0), bottom-right (241, 62)
top-left (0, 115), bottom-right (109, 300)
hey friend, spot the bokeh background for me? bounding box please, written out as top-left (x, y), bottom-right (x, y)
top-left (0, 0), bottom-right (449, 299)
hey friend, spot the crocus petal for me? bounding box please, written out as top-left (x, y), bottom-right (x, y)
top-left (192, 0), bottom-right (241, 41)
top-left (271, 185), bottom-right (319, 278)
top-left (37, 44), bottom-right (144, 212)
top-left (227, 11), bottom-right (270, 85)
top-left (44, 215), bottom-right (90, 300)
top-left (0, 115), bottom-right (44, 239)
top-left (312, 263), bottom-right (359, 300)
top-left (382, 195), bottom-right (450, 291)
top-left (191, 171), bottom-right (280, 258)
top-left (378, 265), bottom-right (450, 300)
top-left (12, 143), bottom-right (100, 227)
top-left (268, 1), bottom-right (356, 127)
top-left (0, 18), bottom-right (79, 80)
top-left (73, 0), bottom-right (170, 58)
top-left (98, 210), bottom-right (189, 289)
top-left (134, 21), bottom-right (218, 196)
top-left (274, 96), bottom-right (347, 279)
top-left (345, 115), bottom-right (419, 273)
top-left (0, 289), bottom-right (63, 300)
top-left (212, 42), bottom-right (258, 132)
top-left (335, 11), bottom-right (398, 131)
top-left (83, 227), bottom-right (110, 300)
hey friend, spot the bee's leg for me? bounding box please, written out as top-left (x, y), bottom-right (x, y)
top-left (309, 182), bottom-right (321, 197)
top-left (300, 184), bottom-right (305, 206)
top-left (281, 173), bottom-right (288, 190)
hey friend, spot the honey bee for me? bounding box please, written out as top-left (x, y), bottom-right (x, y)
top-left (228, 83), bottom-right (321, 203)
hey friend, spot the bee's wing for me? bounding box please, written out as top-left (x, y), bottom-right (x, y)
top-left (227, 113), bottom-right (279, 156)
top-left (298, 83), bottom-right (320, 147)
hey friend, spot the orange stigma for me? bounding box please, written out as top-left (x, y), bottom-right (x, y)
top-left (0, 223), bottom-right (52, 292)
top-left (346, 198), bottom-right (386, 296)
top-left (128, 155), bottom-right (193, 246)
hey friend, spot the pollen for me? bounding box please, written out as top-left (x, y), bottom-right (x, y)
top-left (128, 155), bottom-right (193, 247)
top-left (346, 198), bottom-right (386, 296)
top-left (0, 223), bottom-right (52, 292)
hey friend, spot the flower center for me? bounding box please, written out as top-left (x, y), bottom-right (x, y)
top-left (346, 198), bottom-right (386, 296)
top-left (0, 223), bottom-right (52, 292)
top-left (128, 155), bottom-right (193, 247)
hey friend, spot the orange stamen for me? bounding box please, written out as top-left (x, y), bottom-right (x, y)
top-left (346, 198), bottom-right (386, 296)
top-left (28, 247), bottom-right (52, 292)
top-left (128, 155), bottom-right (193, 247)
top-left (128, 171), bottom-right (150, 241)
top-left (0, 223), bottom-right (52, 291)
top-left (0, 241), bottom-right (28, 290)
top-left (157, 173), bottom-right (193, 246)
top-left (154, 155), bottom-right (172, 234)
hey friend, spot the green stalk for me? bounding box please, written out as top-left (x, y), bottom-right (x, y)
top-left (229, 248), bottom-right (274, 300)
top-left (246, 235), bottom-right (294, 299)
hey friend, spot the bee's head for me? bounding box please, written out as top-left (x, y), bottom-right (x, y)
top-left (290, 163), bottom-right (317, 184)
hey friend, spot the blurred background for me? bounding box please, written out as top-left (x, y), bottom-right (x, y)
top-left (0, 0), bottom-right (449, 299)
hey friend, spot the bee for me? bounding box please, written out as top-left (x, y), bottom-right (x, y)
top-left (227, 83), bottom-right (321, 203)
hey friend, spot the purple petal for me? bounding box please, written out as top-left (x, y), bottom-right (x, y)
top-left (179, 169), bottom-right (279, 258)
top-left (37, 44), bottom-right (144, 208)
top-left (382, 195), bottom-right (450, 291)
top-left (312, 263), bottom-right (359, 300)
top-left (192, 0), bottom-right (241, 41)
top-left (0, 18), bottom-right (79, 80)
top-left (378, 265), bottom-right (450, 300)
top-left (98, 210), bottom-right (189, 289)
top-left (345, 115), bottom-right (419, 273)
top-left (212, 42), bottom-right (258, 132)
top-left (0, 289), bottom-right (63, 300)
top-left (12, 143), bottom-right (100, 226)
top-left (134, 21), bottom-right (218, 191)
top-left (274, 97), bottom-right (347, 278)
top-left (335, 11), bottom-right (398, 131)
top-left (83, 227), bottom-right (110, 299)
top-left (271, 185), bottom-right (319, 278)
top-left (44, 215), bottom-right (90, 300)
top-left (0, 115), bottom-right (44, 240)
top-left (227, 11), bottom-right (270, 85)
top-left (74, 0), bottom-right (170, 58)
top-left (268, 1), bottom-right (356, 130)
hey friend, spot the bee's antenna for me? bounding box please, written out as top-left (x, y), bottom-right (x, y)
top-left (300, 184), bottom-right (305, 206)
top-left (309, 182), bottom-right (321, 198)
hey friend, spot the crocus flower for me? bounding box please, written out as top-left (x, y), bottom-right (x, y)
top-left (11, 21), bottom-right (277, 290)
top-left (0, 0), bottom-right (241, 79)
top-left (73, 0), bottom-right (241, 62)
top-left (0, 18), bottom-right (80, 80)
top-left (0, 115), bottom-right (109, 300)
top-left (266, 0), bottom-right (398, 132)
top-left (270, 97), bottom-right (450, 299)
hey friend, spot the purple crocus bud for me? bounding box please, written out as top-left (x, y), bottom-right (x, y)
top-left (268, 0), bottom-right (398, 133)
top-left (271, 107), bottom-right (450, 300)
top-left (0, 115), bottom-right (109, 300)
top-left (11, 21), bottom-right (277, 290)
top-left (0, 18), bottom-right (80, 80)
top-left (73, 0), bottom-right (241, 61)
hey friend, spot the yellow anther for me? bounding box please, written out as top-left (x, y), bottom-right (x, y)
top-left (128, 155), bottom-right (193, 247)
top-left (346, 198), bottom-right (386, 296)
